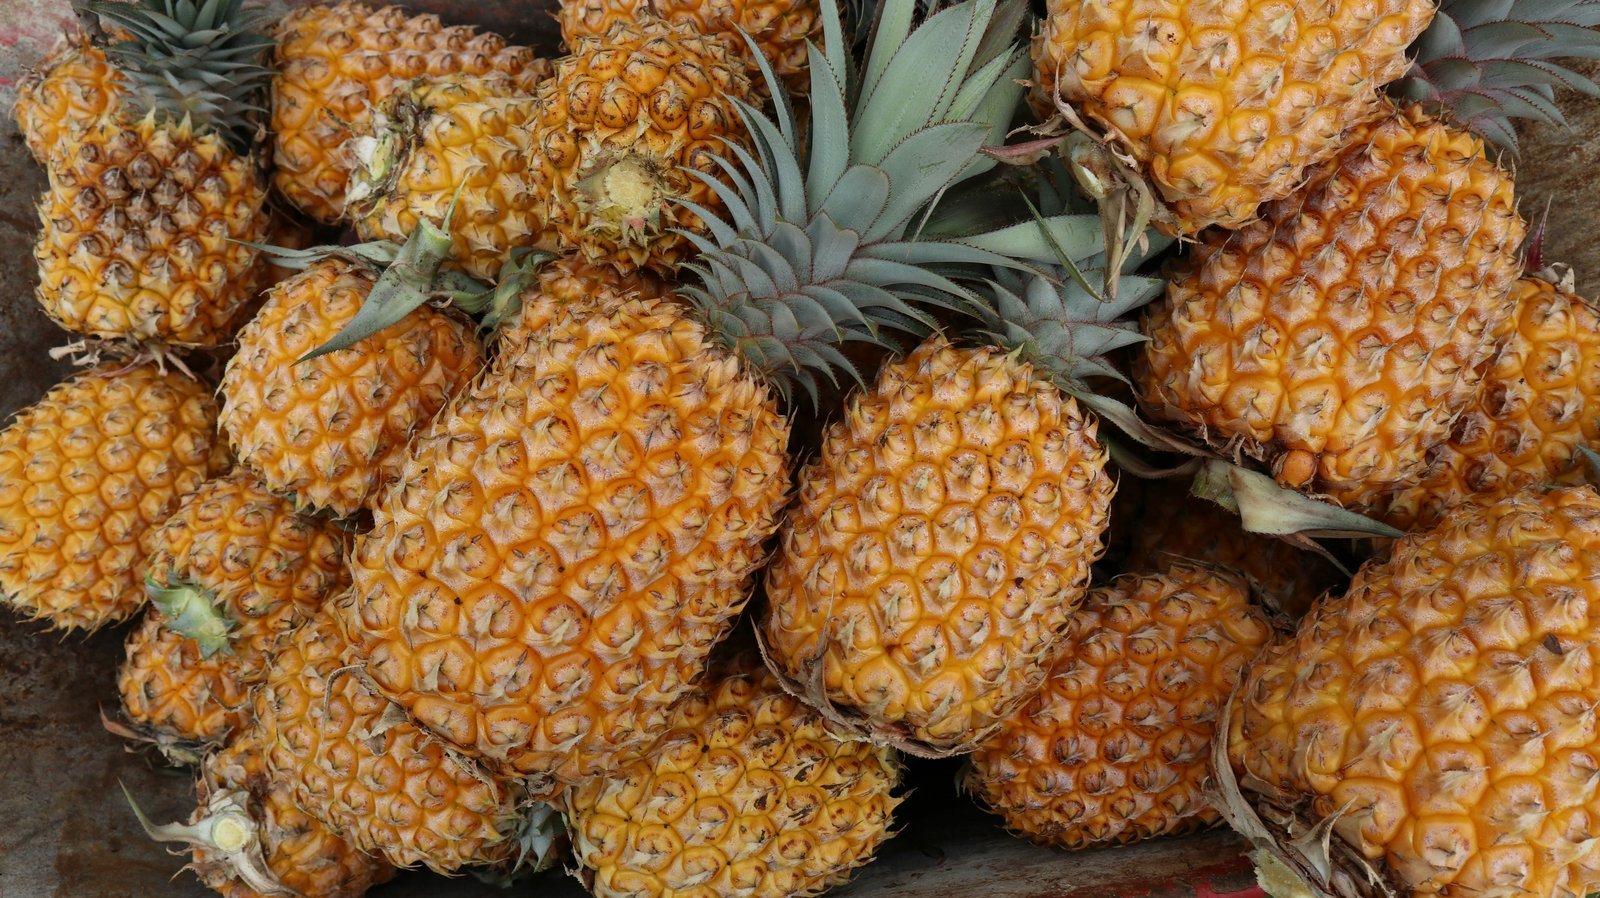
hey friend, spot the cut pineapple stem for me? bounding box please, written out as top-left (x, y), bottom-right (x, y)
top-left (121, 782), bottom-right (290, 897)
top-left (144, 578), bottom-right (235, 658)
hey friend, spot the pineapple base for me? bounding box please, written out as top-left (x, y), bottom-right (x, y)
top-left (576, 153), bottom-right (669, 244)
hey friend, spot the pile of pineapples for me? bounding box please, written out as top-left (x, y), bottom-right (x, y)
top-left (5, 0), bottom-right (1600, 896)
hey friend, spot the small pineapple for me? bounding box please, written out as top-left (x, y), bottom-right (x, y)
top-left (254, 609), bottom-right (556, 874)
top-left (270, 2), bottom-right (548, 223)
top-left (134, 727), bottom-right (395, 898)
top-left (0, 361), bottom-right (226, 632)
top-left (964, 563), bottom-right (1272, 848)
top-left (530, 16), bottom-right (757, 275)
top-left (558, 0), bottom-right (823, 96)
top-left (563, 653), bottom-right (901, 898)
top-left (12, 32), bottom-right (129, 167)
top-left (116, 471), bottom-right (351, 754)
top-left (1031, 1), bottom-right (1435, 233)
top-left (219, 255), bottom-right (482, 517)
top-left (1222, 486), bottom-right (1600, 898)
top-left (1373, 275), bottom-right (1600, 531)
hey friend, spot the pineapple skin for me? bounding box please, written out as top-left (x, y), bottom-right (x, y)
top-left (1231, 486), bottom-right (1600, 898)
top-left (219, 258), bottom-right (482, 518)
top-left (558, 0), bottom-right (823, 96)
top-left (255, 610), bottom-right (527, 873)
top-left (492, 255), bottom-right (671, 355)
top-left (0, 362), bottom-right (227, 632)
top-left (13, 33), bottom-right (129, 168)
top-left (190, 729), bottom-right (395, 898)
top-left (965, 564), bottom-right (1271, 848)
top-left (1034, 0), bottom-right (1434, 234)
top-left (563, 654), bottom-right (901, 898)
top-left (1375, 278), bottom-right (1600, 531)
top-left (532, 17), bottom-right (756, 276)
top-left (33, 114), bottom-right (270, 347)
top-left (341, 288), bottom-right (790, 791)
top-left (762, 337), bottom-right (1115, 756)
top-left (350, 75), bottom-right (551, 281)
top-left (1136, 105), bottom-right (1525, 512)
top-left (270, 1), bottom-right (548, 224)
top-left (118, 472), bottom-right (352, 747)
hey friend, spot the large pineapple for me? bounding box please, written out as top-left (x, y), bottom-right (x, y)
top-left (346, 74), bottom-right (551, 281)
top-left (558, 0), bottom-right (823, 96)
top-left (0, 361), bottom-right (226, 632)
top-left (13, 32), bottom-right (128, 167)
top-left (963, 563), bottom-right (1271, 848)
top-left (117, 471), bottom-right (351, 754)
top-left (1373, 275), bottom-right (1600, 531)
top-left (255, 609), bottom-right (554, 874)
top-left (270, 2), bottom-right (548, 223)
top-left (338, 0), bottom-right (1074, 790)
top-left (529, 16), bottom-right (756, 275)
top-left (492, 255), bottom-right (670, 356)
top-left (1031, 1), bottom-right (1435, 234)
top-left (219, 254), bottom-right (482, 517)
top-left (1221, 486), bottom-right (1600, 898)
top-left (31, 0), bottom-right (275, 348)
top-left (563, 652), bottom-right (901, 898)
top-left (135, 727), bottom-right (395, 898)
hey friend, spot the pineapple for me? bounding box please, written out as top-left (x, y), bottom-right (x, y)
top-left (1107, 476), bottom-right (1343, 618)
top-left (563, 652), bottom-right (901, 898)
top-left (1135, 103), bottom-right (1524, 513)
top-left (1372, 276), bottom-right (1600, 531)
top-left (1220, 486), bottom-right (1600, 898)
top-left (254, 609), bottom-right (557, 874)
top-left (963, 563), bottom-right (1272, 848)
top-left (116, 471), bottom-right (351, 754)
top-left (1031, 1), bottom-right (1435, 234)
top-left (134, 727), bottom-right (395, 898)
top-left (337, 0), bottom-right (1072, 789)
top-left (346, 74), bottom-right (551, 281)
top-left (219, 254), bottom-right (482, 517)
top-left (30, 0), bottom-right (276, 348)
top-left (558, 0), bottom-right (823, 97)
top-left (270, 2), bottom-right (549, 224)
top-left (0, 361), bottom-right (226, 632)
top-left (529, 16), bottom-right (756, 275)
top-left (491, 255), bottom-right (670, 356)
top-left (12, 32), bottom-right (129, 167)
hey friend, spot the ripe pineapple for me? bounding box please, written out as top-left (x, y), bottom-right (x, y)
top-left (1135, 103), bottom-right (1524, 513)
top-left (347, 74), bottom-right (551, 281)
top-left (558, 0), bottom-right (823, 96)
top-left (1222, 486), bottom-right (1600, 898)
top-left (1032, 1), bottom-right (1435, 234)
top-left (963, 563), bottom-right (1272, 848)
top-left (530, 16), bottom-right (756, 275)
top-left (255, 609), bottom-right (554, 873)
top-left (1373, 276), bottom-right (1600, 531)
top-left (12, 32), bottom-right (128, 167)
top-left (338, 0), bottom-right (1063, 789)
top-left (492, 254), bottom-right (671, 355)
top-left (1107, 476), bottom-right (1343, 618)
top-left (219, 255), bottom-right (482, 517)
top-left (117, 471), bottom-right (351, 754)
top-left (0, 361), bottom-right (226, 632)
top-left (135, 727), bottom-right (395, 898)
top-left (29, 0), bottom-right (276, 348)
top-left (270, 2), bottom-right (548, 223)
top-left (563, 653), bottom-right (901, 898)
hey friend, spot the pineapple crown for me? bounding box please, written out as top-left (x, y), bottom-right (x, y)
top-left (677, 0), bottom-right (1112, 405)
top-left (1395, 0), bottom-right (1600, 151)
top-left (84, 0), bottom-right (274, 150)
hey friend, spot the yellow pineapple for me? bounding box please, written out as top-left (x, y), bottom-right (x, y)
top-left (270, 2), bottom-right (549, 223)
top-left (492, 254), bottom-right (671, 355)
top-left (1136, 103), bottom-right (1524, 514)
top-left (12, 32), bottom-right (129, 168)
top-left (133, 727), bottom-right (395, 898)
top-left (1373, 275), bottom-right (1600, 531)
top-left (530, 16), bottom-right (756, 275)
top-left (116, 471), bottom-right (351, 755)
top-left (1222, 486), bottom-right (1600, 898)
top-left (558, 0), bottom-right (823, 96)
top-left (563, 653), bottom-right (901, 898)
top-left (964, 563), bottom-right (1271, 848)
top-left (219, 255), bottom-right (482, 517)
top-left (0, 361), bottom-right (226, 632)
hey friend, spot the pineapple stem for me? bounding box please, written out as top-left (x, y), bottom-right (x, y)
top-left (145, 579), bottom-right (234, 658)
